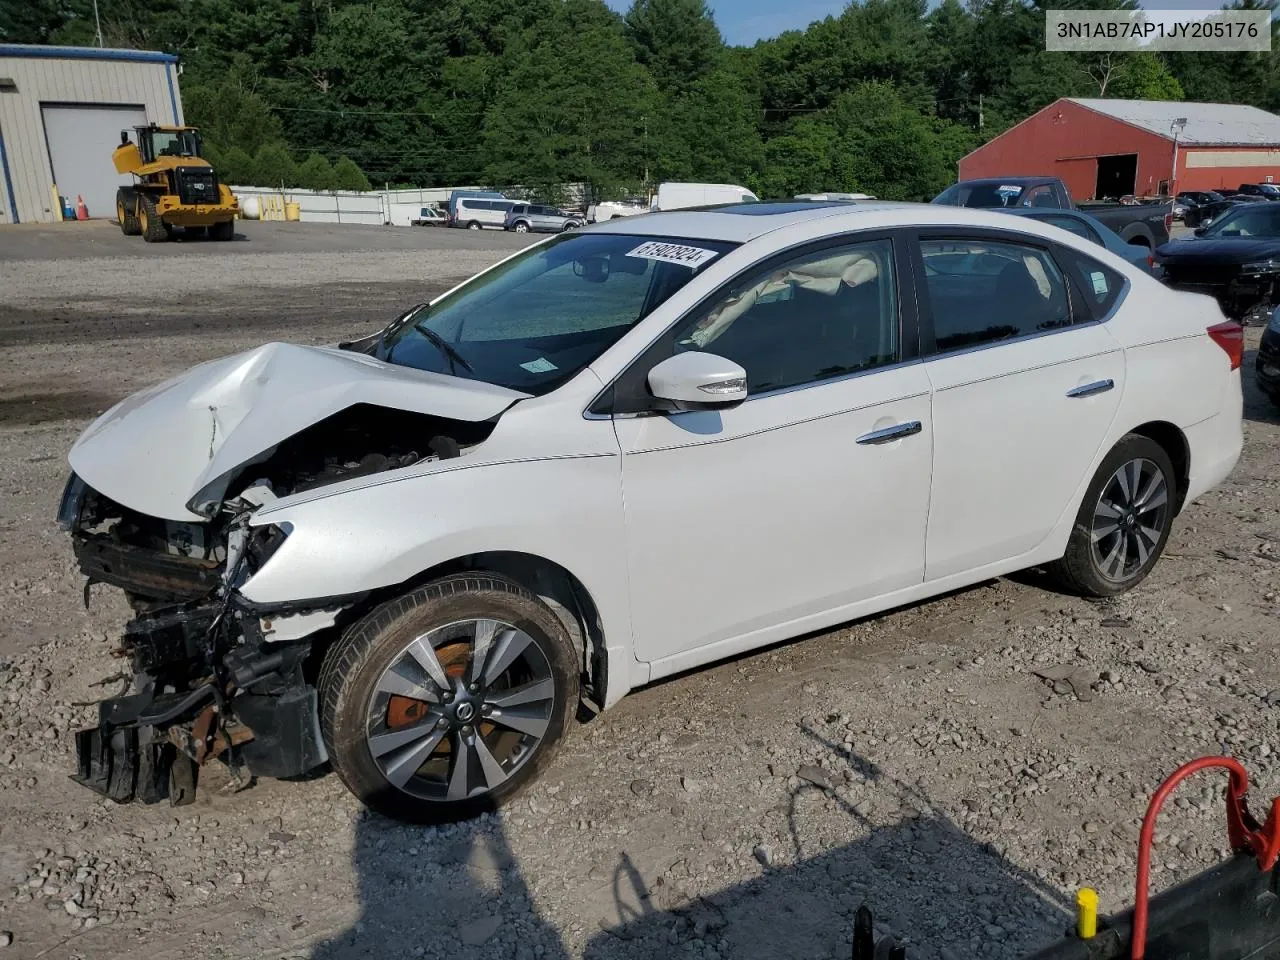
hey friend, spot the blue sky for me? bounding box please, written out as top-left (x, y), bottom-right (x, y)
top-left (603, 0), bottom-right (1233, 47)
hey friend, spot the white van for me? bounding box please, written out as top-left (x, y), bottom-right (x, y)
top-left (651, 182), bottom-right (759, 212)
top-left (453, 196), bottom-right (516, 229)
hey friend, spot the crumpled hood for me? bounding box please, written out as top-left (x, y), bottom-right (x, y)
top-left (69, 342), bottom-right (527, 521)
top-left (1156, 236), bottom-right (1280, 264)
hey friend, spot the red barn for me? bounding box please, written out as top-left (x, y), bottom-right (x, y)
top-left (959, 98), bottom-right (1280, 201)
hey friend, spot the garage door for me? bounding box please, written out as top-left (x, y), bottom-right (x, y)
top-left (42, 104), bottom-right (148, 220)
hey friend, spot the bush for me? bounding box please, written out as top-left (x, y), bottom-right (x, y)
top-left (297, 153), bottom-right (336, 191)
top-left (251, 143), bottom-right (298, 188)
top-left (331, 156), bottom-right (372, 192)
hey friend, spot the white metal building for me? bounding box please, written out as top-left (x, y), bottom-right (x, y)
top-left (0, 44), bottom-right (184, 224)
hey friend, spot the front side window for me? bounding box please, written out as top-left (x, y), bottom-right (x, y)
top-left (920, 239), bottom-right (1072, 353)
top-left (668, 239), bottom-right (899, 394)
top-left (379, 234), bottom-right (735, 395)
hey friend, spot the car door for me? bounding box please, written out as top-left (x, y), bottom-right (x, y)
top-left (611, 234), bottom-right (934, 668)
top-left (913, 230), bottom-right (1126, 581)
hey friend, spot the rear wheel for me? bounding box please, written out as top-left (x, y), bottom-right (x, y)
top-left (138, 195), bottom-right (168, 243)
top-left (116, 189), bottom-right (140, 236)
top-left (318, 574), bottom-right (578, 823)
top-left (209, 219), bottom-right (234, 241)
top-left (1049, 434), bottom-right (1176, 597)
top-left (513, 221), bottom-right (529, 233)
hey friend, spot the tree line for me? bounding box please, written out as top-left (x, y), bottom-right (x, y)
top-left (3, 0), bottom-right (1278, 201)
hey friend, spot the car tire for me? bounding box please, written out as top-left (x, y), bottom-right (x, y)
top-left (513, 221), bottom-right (529, 233)
top-left (1048, 434), bottom-right (1177, 597)
top-left (467, 221), bottom-right (482, 230)
top-left (116, 188), bottom-right (141, 236)
top-left (138, 194), bottom-right (168, 243)
top-left (561, 221), bottom-right (579, 232)
top-left (318, 573), bottom-right (579, 824)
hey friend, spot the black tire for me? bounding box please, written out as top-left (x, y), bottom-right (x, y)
top-left (466, 221), bottom-right (482, 230)
top-left (138, 194), bottom-right (168, 243)
top-left (1048, 434), bottom-right (1177, 597)
top-left (116, 188), bottom-right (141, 236)
top-left (209, 219), bottom-right (234, 241)
top-left (318, 573), bottom-right (578, 823)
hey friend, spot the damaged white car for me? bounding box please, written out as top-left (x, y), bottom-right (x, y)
top-left (60, 201), bottom-right (1243, 823)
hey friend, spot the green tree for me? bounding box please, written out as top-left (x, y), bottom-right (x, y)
top-left (331, 156), bottom-right (373, 191)
top-left (184, 79), bottom-right (287, 156)
top-left (251, 143), bottom-right (297, 188)
top-left (218, 147), bottom-right (257, 186)
top-left (297, 153), bottom-right (337, 190)
top-left (624, 0), bottom-right (723, 91)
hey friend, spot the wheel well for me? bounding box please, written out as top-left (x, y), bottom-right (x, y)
top-left (306, 552), bottom-right (607, 709)
top-left (1126, 234), bottom-right (1151, 248)
top-left (1129, 421), bottom-right (1189, 513)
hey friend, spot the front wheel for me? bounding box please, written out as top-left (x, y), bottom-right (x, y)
top-left (1049, 434), bottom-right (1176, 597)
top-left (318, 574), bottom-right (578, 823)
top-left (513, 221), bottom-right (529, 233)
top-left (467, 221), bottom-right (481, 230)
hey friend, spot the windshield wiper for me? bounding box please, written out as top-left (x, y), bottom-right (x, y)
top-left (412, 321), bottom-right (474, 375)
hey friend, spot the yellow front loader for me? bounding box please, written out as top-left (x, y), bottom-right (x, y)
top-left (112, 124), bottom-right (239, 242)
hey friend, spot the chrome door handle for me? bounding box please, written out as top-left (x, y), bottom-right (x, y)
top-left (856, 421), bottom-right (922, 445)
top-left (1066, 379), bottom-right (1114, 398)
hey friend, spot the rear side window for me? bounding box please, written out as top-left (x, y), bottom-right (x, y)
top-left (1058, 247), bottom-right (1126, 320)
top-left (919, 239), bottom-right (1072, 353)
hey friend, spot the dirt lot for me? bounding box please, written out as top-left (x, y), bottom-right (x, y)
top-left (0, 219), bottom-right (1277, 960)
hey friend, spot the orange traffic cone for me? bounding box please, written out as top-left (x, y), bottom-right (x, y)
top-left (75, 195), bottom-right (88, 220)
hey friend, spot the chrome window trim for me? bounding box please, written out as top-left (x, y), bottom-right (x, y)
top-left (581, 228), bottom-right (913, 420)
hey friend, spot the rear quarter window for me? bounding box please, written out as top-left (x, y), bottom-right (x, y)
top-left (1058, 248), bottom-right (1126, 321)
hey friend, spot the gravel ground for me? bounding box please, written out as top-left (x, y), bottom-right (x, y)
top-left (0, 219), bottom-right (1277, 959)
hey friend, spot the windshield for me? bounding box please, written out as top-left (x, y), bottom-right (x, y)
top-left (932, 181), bottom-right (1028, 208)
top-left (144, 130), bottom-right (199, 159)
top-left (1202, 203), bottom-right (1280, 238)
top-left (379, 233), bottom-right (736, 395)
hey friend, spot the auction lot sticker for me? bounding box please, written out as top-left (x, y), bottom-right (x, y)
top-left (627, 241), bottom-right (720, 269)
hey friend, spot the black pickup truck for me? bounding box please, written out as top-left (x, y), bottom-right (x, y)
top-left (932, 177), bottom-right (1173, 249)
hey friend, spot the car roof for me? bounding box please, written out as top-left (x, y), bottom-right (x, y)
top-left (583, 200), bottom-right (1099, 245)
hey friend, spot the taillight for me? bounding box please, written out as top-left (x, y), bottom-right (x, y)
top-left (1163, 212), bottom-right (1173, 231)
top-left (1207, 321), bottom-right (1244, 370)
top-left (1147, 253), bottom-right (1155, 269)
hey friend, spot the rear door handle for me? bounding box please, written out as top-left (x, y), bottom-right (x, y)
top-left (857, 421), bottom-right (923, 445)
top-left (1066, 379), bottom-right (1114, 398)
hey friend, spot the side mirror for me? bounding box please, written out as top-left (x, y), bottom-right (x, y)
top-left (120, 130), bottom-right (130, 145)
top-left (647, 352), bottom-right (747, 411)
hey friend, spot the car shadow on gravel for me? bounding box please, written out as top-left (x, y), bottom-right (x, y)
top-left (582, 731), bottom-right (1074, 960)
top-left (307, 810), bottom-right (572, 960)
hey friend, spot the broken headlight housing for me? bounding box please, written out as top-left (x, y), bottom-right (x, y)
top-left (242, 523), bottom-right (291, 577)
top-left (1240, 259), bottom-right (1280, 275)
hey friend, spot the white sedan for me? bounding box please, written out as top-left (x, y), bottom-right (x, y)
top-left (60, 201), bottom-right (1243, 822)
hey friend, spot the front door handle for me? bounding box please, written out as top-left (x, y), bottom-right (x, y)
top-left (1066, 379), bottom-right (1114, 398)
top-left (856, 421), bottom-right (923, 445)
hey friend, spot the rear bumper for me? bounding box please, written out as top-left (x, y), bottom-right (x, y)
top-left (1183, 371), bottom-right (1244, 504)
top-left (156, 201), bottom-right (237, 226)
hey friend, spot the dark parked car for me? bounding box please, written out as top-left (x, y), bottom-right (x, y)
top-left (932, 177), bottom-right (1172, 249)
top-left (999, 207), bottom-right (1157, 274)
top-left (1156, 201), bottom-right (1280, 324)
top-left (1178, 191), bottom-right (1238, 229)
top-left (1235, 183), bottom-right (1280, 201)
top-left (1259, 307), bottom-right (1280, 409)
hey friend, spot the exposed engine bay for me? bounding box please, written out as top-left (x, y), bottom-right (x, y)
top-left (61, 402), bottom-right (492, 806)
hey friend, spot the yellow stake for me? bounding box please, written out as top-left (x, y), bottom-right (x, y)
top-left (1077, 887), bottom-right (1099, 939)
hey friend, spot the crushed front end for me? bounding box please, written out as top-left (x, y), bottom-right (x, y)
top-left (59, 474), bottom-right (336, 804)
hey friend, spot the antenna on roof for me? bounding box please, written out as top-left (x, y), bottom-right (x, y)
top-left (92, 0), bottom-right (104, 47)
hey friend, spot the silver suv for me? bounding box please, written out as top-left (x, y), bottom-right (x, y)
top-left (504, 203), bottom-right (583, 233)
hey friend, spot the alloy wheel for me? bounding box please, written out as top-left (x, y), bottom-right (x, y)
top-left (1090, 457), bottom-right (1169, 583)
top-left (364, 618), bottom-right (555, 802)
top-left (515, 222), bottom-right (528, 233)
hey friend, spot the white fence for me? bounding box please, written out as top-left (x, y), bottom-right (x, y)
top-left (228, 183), bottom-right (588, 227)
